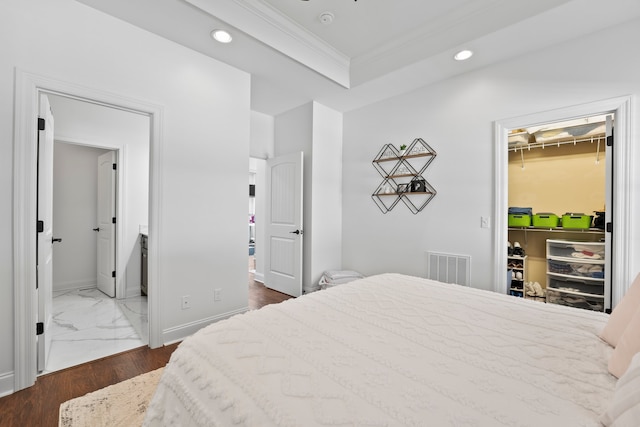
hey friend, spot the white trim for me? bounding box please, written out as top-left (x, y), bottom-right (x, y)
top-left (161, 307), bottom-right (249, 344)
top-left (55, 135), bottom-right (121, 150)
top-left (0, 372), bottom-right (14, 398)
top-left (493, 96), bottom-right (633, 308)
top-left (13, 69), bottom-right (39, 393)
top-left (185, 0), bottom-right (350, 88)
top-left (12, 69), bottom-right (164, 392)
top-left (51, 280), bottom-right (98, 292)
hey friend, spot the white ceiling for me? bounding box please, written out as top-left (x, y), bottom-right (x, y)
top-left (76, 0), bottom-right (640, 115)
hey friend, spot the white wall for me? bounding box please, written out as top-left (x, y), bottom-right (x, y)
top-left (274, 102), bottom-right (343, 292)
top-left (250, 111), bottom-right (275, 159)
top-left (309, 102), bottom-right (343, 289)
top-left (1, 0), bottom-right (250, 395)
top-left (342, 18), bottom-right (640, 291)
top-left (49, 94), bottom-right (150, 297)
top-left (52, 142), bottom-right (109, 291)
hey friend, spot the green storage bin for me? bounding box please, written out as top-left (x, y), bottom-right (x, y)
top-left (508, 214), bottom-right (531, 227)
top-left (532, 213), bottom-right (559, 228)
top-left (561, 214), bottom-right (592, 229)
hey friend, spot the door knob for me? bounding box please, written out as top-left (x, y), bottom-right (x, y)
top-left (52, 238), bottom-right (62, 243)
top-left (93, 227), bottom-right (100, 232)
top-left (289, 230), bottom-right (303, 235)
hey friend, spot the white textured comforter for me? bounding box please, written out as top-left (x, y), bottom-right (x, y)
top-left (144, 273), bottom-right (616, 426)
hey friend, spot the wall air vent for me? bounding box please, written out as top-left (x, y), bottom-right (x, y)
top-left (426, 252), bottom-right (471, 286)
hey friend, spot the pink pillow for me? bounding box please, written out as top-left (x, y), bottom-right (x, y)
top-left (609, 306), bottom-right (640, 378)
top-left (601, 352), bottom-right (640, 425)
top-left (600, 273), bottom-right (640, 347)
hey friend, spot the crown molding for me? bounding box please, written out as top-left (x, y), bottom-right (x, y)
top-left (185, 0), bottom-right (351, 87)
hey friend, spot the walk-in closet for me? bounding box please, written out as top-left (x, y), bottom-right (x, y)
top-left (507, 114), bottom-right (612, 312)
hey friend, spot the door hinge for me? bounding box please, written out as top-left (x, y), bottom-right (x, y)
top-left (606, 222), bottom-right (613, 233)
top-left (112, 217), bottom-right (116, 224)
top-left (37, 220), bottom-right (44, 233)
top-left (37, 117), bottom-right (45, 131)
top-left (112, 163), bottom-right (117, 170)
top-left (112, 271), bottom-right (116, 278)
top-left (36, 322), bottom-right (44, 335)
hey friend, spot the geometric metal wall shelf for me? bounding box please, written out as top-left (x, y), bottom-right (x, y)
top-left (372, 138), bottom-right (437, 214)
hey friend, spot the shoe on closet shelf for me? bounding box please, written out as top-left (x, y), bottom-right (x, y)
top-left (532, 282), bottom-right (545, 297)
top-left (512, 242), bottom-right (525, 257)
top-left (524, 282), bottom-right (536, 297)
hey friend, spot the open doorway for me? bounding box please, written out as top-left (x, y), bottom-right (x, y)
top-left (506, 114), bottom-right (611, 311)
top-left (248, 157), bottom-right (262, 306)
top-left (14, 70), bottom-right (162, 392)
top-left (494, 96), bottom-right (633, 312)
top-left (249, 168), bottom-right (256, 275)
top-left (38, 94), bottom-right (150, 374)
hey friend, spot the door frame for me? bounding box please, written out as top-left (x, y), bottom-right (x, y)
top-left (493, 96), bottom-right (633, 307)
top-left (13, 69), bottom-right (164, 391)
top-left (55, 137), bottom-right (124, 298)
top-left (54, 138), bottom-right (127, 299)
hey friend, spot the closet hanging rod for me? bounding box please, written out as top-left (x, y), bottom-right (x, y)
top-left (510, 133), bottom-right (606, 152)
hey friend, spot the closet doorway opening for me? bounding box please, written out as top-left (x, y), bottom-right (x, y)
top-left (493, 96), bottom-right (633, 312)
top-left (506, 114), bottom-right (611, 312)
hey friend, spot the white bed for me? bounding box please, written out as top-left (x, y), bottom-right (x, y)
top-left (144, 273), bottom-right (619, 426)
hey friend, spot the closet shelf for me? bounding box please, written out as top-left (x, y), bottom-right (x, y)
top-left (509, 132), bottom-right (606, 152)
top-left (508, 226), bottom-right (604, 235)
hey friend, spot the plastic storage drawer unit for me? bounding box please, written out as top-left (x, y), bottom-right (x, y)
top-left (546, 288), bottom-right (604, 312)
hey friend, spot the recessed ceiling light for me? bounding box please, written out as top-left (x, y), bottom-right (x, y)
top-left (211, 30), bottom-right (232, 43)
top-left (454, 50), bottom-right (473, 61)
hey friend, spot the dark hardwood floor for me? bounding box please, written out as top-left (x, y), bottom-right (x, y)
top-left (0, 269), bottom-right (292, 427)
top-left (248, 275), bottom-right (293, 309)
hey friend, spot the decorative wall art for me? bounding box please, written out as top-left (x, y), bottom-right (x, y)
top-left (371, 138), bottom-right (437, 214)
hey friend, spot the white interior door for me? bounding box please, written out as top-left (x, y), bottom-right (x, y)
top-left (37, 94), bottom-right (54, 372)
top-left (97, 151), bottom-right (116, 297)
top-left (264, 152), bottom-right (303, 297)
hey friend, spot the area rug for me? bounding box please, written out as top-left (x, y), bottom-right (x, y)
top-left (59, 367), bottom-right (164, 427)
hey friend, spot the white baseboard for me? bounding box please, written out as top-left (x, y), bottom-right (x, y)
top-left (162, 307), bottom-right (249, 345)
top-left (304, 285), bottom-right (320, 294)
top-left (53, 280), bottom-right (97, 292)
top-left (254, 272), bottom-right (264, 283)
top-left (0, 371), bottom-right (14, 398)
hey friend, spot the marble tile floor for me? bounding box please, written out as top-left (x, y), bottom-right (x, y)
top-left (41, 287), bottom-right (148, 375)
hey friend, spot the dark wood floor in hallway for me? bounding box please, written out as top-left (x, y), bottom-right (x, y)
top-left (0, 274), bottom-right (292, 427)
